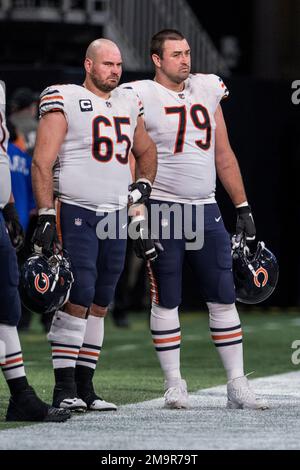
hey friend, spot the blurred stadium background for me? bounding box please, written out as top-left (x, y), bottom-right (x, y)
top-left (1, 0), bottom-right (300, 441)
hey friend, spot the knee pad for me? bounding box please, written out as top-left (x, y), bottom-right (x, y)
top-left (47, 310), bottom-right (87, 345)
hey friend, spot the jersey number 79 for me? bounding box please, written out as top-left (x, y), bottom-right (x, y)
top-left (165, 104), bottom-right (211, 153)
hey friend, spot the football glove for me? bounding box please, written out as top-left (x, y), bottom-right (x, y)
top-left (129, 218), bottom-right (163, 262)
top-left (236, 204), bottom-right (256, 241)
top-left (128, 178), bottom-right (152, 205)
top-left (2, 203), bottom-right (25, 252)
top-left (31, 212), bottom-right (60, 255)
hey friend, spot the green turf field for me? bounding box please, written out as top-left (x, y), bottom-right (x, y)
top-left (1, 310), bottom-right (300, 430)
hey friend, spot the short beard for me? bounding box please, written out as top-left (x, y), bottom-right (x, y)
top-left (90, 71), bottom-right (120, 92)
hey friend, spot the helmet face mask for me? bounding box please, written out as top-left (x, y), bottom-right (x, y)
top-left (232, 238), bottom-right (279, 304)
top-left (20, 251), bottom-right (74, 314)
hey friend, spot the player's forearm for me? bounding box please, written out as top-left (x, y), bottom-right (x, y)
top-left (134, 141), bottom-right (157, 184)
top-left (31, 161), bottom-right (55, 210)
top-left (216, 151), bottom-right (247, 206)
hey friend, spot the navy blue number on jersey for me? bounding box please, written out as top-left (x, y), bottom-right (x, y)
top-left (92, 115), bottom-right (131, 164)
top-left (164, 104), bottom-right (211, 154)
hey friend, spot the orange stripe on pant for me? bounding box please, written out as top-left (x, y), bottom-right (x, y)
top-left (55, 199), bottom-right (63, 246)
top-left (147, 261), bottom-right (159, 304)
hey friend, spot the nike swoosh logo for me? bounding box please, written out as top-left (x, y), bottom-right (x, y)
top-left (215, 216), bottom-right (221, 222)
top-left (42, 222), bottom-right (51, 233)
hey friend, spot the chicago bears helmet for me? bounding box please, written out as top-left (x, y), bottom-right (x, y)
top-left (20, 251), bottom-right (74, 314)
top-left (232, 237), bottom-right (279, 304)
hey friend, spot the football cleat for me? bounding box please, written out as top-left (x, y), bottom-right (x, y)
top-left (52, 385), bottom-right (87, 412)
top-left (77, 382), bottom-right (117, 411)
top-left (6, 386), bottom-right (71, 422)
top-left (85, 394), bottom-right (117, 411)
top-left (227, 376), bottom-right (269, 410)
top-left (164, 378), bottom-right (189, 409)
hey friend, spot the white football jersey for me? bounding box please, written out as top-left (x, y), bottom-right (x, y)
top-left (0, 82), bottom-right (11, 209)
top-left (39, 84), bottom-right (142, 212)
top-left (121, 74), bottom-right (228, 204)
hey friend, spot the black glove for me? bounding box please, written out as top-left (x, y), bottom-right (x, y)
top-left (128, 179), bottom-right (152, 205)
top-left (31, 214), bottom-right (59, 255)
top-left (130, 218), bottom-right (163, 262)
top-left (236, 205), bottom-right (256, 241)
top-left (3, 203), bottom-right (25, 252)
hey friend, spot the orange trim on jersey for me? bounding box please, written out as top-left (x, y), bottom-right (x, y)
top-left (55, 199), bottom-right (63, 246)
top-left (211, 331), bottom-right (243, 341)
top-left (153, 335), bottom-right (181, 344)
top-left (40, 95), bottom-right (64, 102)
top-left (45, 108), bottom-right (65, 113)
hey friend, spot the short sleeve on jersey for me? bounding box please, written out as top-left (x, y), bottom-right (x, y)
top-left (39, 86), bottom-right (65, 118)
top-left (120, 84), bottom-right (144, 117)
top-left (212, 75), bottom-right (229, 101)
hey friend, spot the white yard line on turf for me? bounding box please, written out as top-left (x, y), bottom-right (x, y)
top-left (1, 371), bottom-right (300, 450)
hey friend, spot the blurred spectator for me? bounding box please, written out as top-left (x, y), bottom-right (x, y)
top-left (7, 140), bottom-right (35, 231)
top-left (9, 87), bottom-right (38, 156)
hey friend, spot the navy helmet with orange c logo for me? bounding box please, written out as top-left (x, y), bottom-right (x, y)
top-left (20, 251), bottom-right (74, 314)
top-left (232, 237), bottom-right (279, 304)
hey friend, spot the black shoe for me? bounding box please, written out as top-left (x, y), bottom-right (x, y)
top-left (6, 387), bottom-right (71, 422)
top-left (52, 384), bottom-right (87, 412)
top-left (77, 381), bottom-right (117, 411)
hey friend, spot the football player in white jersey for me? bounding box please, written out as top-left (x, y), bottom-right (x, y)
top-left (31, 39), bottom-right (157, 411)
top-left (0, 81), bottom-right (70, 422)
top-left (121, 30), bottom-right (268, 410)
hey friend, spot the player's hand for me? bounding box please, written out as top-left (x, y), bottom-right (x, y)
top-left (236, 205), bottom-right (256, 241)
top-left (128, 178), bottom-right (152, 205)
top-left (133, 233), bottom-right (163, 262)
top-left (3, 203), bottom-right (25, 252)
top-left (129, 218), bottom-right (163, 262)
top-left (31, 214), bottom-right (60, 255)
